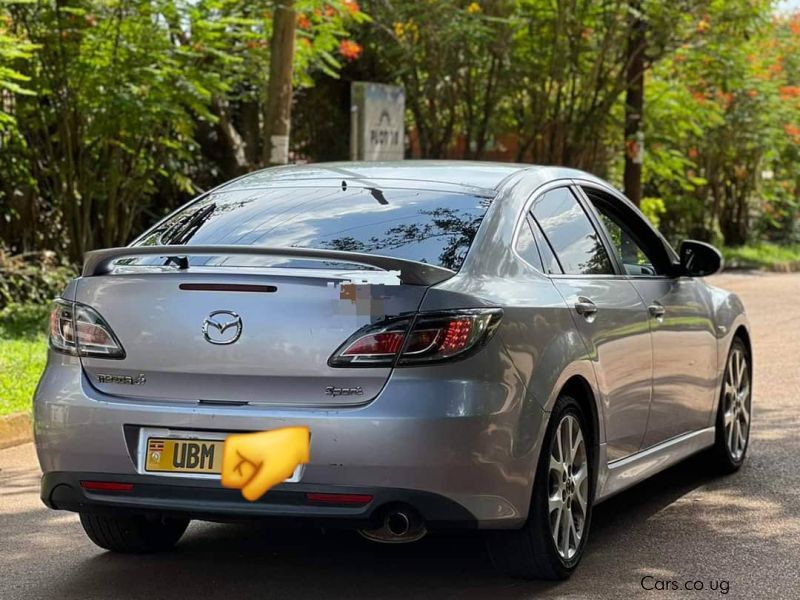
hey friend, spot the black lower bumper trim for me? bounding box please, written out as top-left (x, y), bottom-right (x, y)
top-left (41, 472), bottom-right (477, 530)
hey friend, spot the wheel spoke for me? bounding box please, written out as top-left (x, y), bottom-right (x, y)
top-left (569, 514), bottom-right (579, 553)
top-left (727, 358), bottom-right (737, 390)
top-left (571, 428), bottom-right (584, 465)
top-left (549, 492), bottom-right (563, 516)
top-left (575, 482), bottom-right (588, 515)
top-left (736, 419), bottom-right (746, 452)
top-left (737, 353), bottom-right (746, 388)
top-left (550, 453), bottom-right (563, 476)
top-left (564, 418), bottom-right (573, 464)
top-left (723, 408), bottom-right (734, 428)
top-left (724, 382), bottom-right (736, 400)
top-left (740, 401), bottom-right (750, 426)
top-left (554, 425), bottom-right (564, 463)
top-left (560, 508), bottom-right (570, 557)
top-left (726, 412), bottom-right (736, 449)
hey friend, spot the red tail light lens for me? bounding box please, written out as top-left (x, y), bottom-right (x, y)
top-left (49, 299), bottom-right (126, 359)
top-left (328, 309), bottom-right (502, 367)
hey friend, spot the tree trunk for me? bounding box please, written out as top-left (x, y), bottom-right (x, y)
top-left (623, 0), bottom-right (646, 206)
top-left (263, 0), bottom-right (296, 166)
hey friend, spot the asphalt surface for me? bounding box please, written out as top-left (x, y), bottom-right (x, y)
top-left (2, 272), bottom-right (799, 599)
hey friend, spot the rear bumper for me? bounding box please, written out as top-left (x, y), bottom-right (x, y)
top-left (34, 352), bottom-right (547, 529)
top-left (41, 472), bottom-right (476, 529)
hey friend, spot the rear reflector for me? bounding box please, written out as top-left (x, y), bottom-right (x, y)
top-left (305, 492), bottom-right (373, 506)
top-left (80, 481), bottom-right (134, 492)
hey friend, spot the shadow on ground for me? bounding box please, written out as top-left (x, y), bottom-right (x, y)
top-left (20, 454), bottom-right (743, 600)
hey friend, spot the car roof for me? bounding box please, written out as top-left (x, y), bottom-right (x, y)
top-left (220, 160), bottom-right (542, 195)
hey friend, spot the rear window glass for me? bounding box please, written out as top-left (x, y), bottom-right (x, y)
top-left (135, 186), bottom-right (493, 271)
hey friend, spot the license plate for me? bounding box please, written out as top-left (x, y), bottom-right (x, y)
top-left (145, 438), bottom-right (222, 474)
top-left (137, 428), bottom-right (306, 482)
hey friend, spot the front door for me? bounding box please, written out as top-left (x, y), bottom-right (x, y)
top-left (579, 185), bottom-right (719, 449)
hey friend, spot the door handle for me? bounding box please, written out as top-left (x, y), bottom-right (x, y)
top-left (574, 297), bottom-right (598, 318)
top-left (648, 302), bottom-right (666, 319)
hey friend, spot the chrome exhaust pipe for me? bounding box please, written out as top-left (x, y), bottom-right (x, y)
top-left (358, 506), bottom-right (426, 544)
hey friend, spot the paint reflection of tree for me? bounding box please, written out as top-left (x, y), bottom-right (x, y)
top-left (577, 234), bottom-right (613, 274)
top-left (320, 207), bottom-right (486, 270)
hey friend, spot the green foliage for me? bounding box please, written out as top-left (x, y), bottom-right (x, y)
top-left (0, 249), bottom-right (76, 309)
top-left (722, 243), bottom-right (800, 270)
top-left (0, 302), bottom-right (50, 415)
top-left (640, 197), bottom-right (667, 228)
top-left (0, 0), bottom-right (365, 262)
top-left (0, 332), bottom-right (45, 415)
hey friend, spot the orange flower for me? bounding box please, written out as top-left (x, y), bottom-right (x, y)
top-left (339, 39), bottom-right (363, 61)
top-left (791, 15), bottom-right (800, 35)
top-left (297, 13), bottom-right (311, 30)
top-left (747, 89), bottom-right (758, 98)
top-left (688, 147), bottom-right (699, 159)
top-left (715, 90), bottom-right (733, 109)
top-left (344, 0), bottom-right (360, 14)
top-left (784, 123), bottom-right (800, 142)
top-left (779, 85), bottom-right (800, 100)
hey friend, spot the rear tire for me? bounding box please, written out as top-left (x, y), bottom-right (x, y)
top-left (709, 337), bottom-right (752, 474)
top-left (79, 513), bottom-right (189, 553)
top-left (486, 395), bottom-right (593, 579)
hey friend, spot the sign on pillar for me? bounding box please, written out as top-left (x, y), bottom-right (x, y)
top-left (350, 82), bottom-right (405, 161)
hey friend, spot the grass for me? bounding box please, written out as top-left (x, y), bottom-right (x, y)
top-left (0, 304), bottom-right (50, 416)
top-left (722, 243), bottom-right (800, 271)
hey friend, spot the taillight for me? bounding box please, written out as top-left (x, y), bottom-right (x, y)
top-left (49, 299), bottom-right (126, 359)
top-left (328, 309), bottom-right (502, 367)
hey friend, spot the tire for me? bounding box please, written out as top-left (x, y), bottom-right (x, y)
top-left (486, 395), bottom-right (593, 580)
top-left (709, 337), bottom-right (752, 474)
top-left (79, 513), bottom-right (189, 553)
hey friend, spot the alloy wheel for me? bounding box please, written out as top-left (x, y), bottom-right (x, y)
top-left (723, 346), bottom-right (751, 461)
top-left (547, 414), bottom-right (588, 560)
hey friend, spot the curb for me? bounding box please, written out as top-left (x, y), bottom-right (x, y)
top-left (0, 412), bottom-right (33, 450)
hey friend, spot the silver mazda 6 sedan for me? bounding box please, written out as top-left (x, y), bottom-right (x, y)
top-left (34, 161), bottom-right (752, 579)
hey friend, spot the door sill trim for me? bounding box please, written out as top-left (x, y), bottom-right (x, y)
top-left (596, 426), bottom-right (715, 502)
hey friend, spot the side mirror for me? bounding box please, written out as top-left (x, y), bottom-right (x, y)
top-left (678, 240), bottom-right (723, 277)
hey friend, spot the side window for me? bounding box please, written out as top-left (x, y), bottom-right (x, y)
top-left (515, 218), bottom-right (544, 271)
top-left (582, 188), bottom-right (663, 276)
top-left (529, 215), bottom-right (562, 274)
top-left (531, 187), bottom-right (614, 276)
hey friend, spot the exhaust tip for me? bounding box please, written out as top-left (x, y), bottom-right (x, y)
top-left (358, 505), bottom-right (426, 544)
top-left (386, 511), bottom-right (411, 537)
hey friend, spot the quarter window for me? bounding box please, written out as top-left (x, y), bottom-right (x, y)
top-left (515, 218), bottom-right (544, 271)
top-left (531, 188), bottom-right (614, 276)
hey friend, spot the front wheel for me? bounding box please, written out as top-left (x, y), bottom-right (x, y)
top-left (709, 337), bottom-right (752, 474)
top-left (486, 395), bottom-right (593, 579)
top-left (79, 513), bottom-right (189, 553)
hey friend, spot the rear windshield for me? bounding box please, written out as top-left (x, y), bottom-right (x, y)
top-left (135, 185), bottom-right (493, 271)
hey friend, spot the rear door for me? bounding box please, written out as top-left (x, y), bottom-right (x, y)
top-left (530, 186), bottom-right (653, 462)
top-left (579, 185), bottom-right (718, 448)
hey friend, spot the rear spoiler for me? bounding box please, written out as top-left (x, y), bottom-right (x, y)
top-left (82, 245), bottom-right (455, 286)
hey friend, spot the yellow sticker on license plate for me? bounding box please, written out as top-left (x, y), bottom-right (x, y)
top-left (145, 438), bottom-right (222, 474)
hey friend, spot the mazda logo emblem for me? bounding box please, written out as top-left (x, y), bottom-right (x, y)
top-left (202, 310), bottom-right (243, 345)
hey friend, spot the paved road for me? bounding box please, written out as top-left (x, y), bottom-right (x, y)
top-left (2, 272), bottom-right (799, 599)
